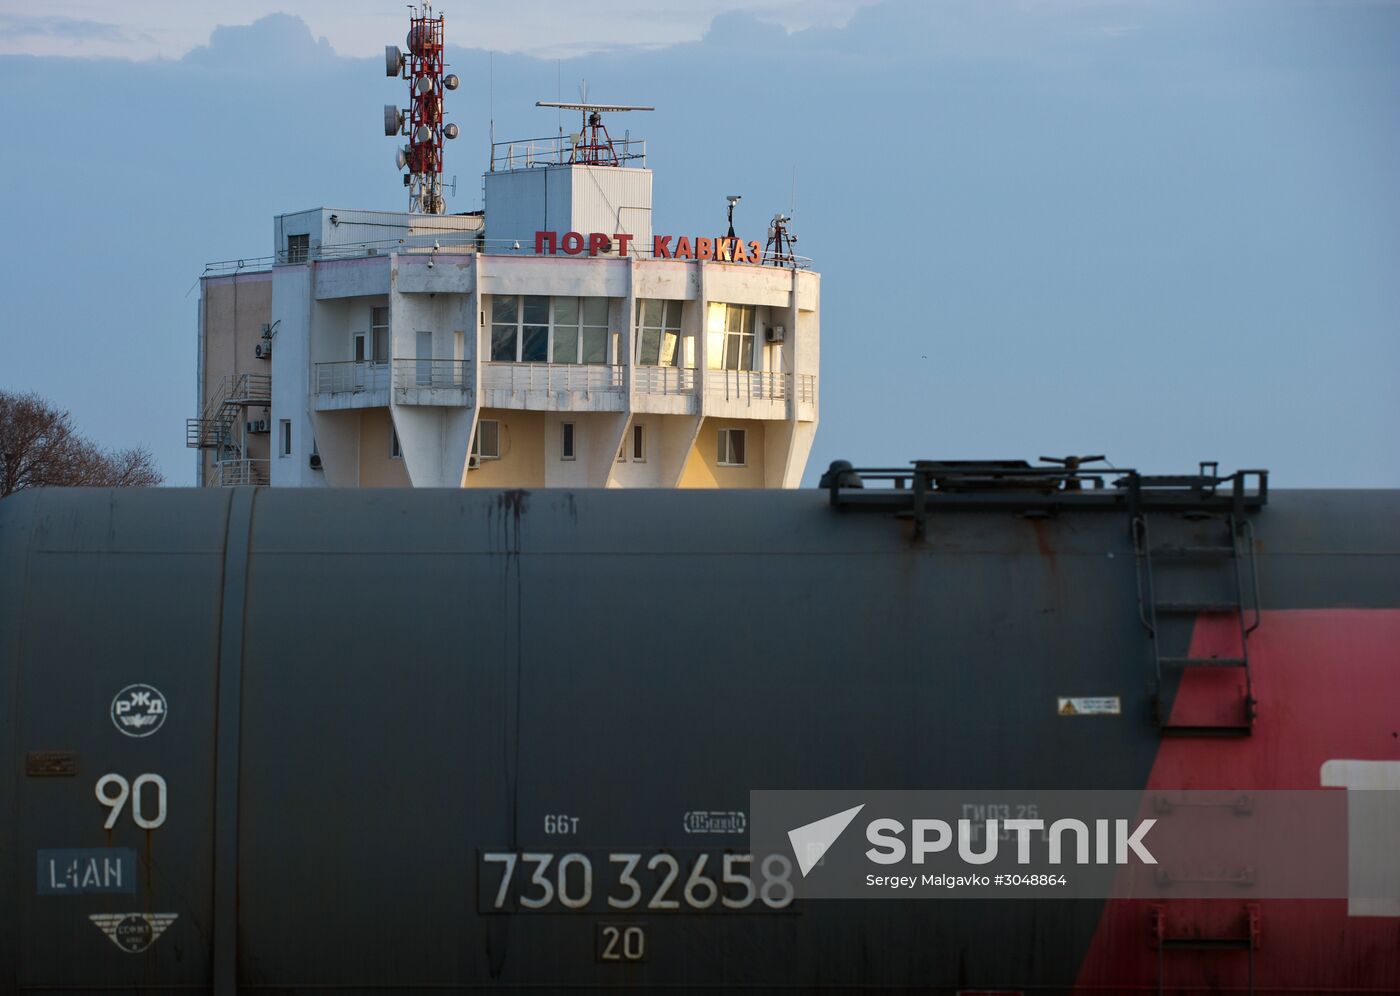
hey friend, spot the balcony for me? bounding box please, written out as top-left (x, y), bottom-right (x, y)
top-left (704, 370), bottom-right (791, 419)
top-left (633, 366), bottom-right (699, 415)
top-left (313, 361), bottom-right (390, 410)
top-left (479, 363), bottom-right (625, 412)
top-left (393, 359), bottom-right (473, 407)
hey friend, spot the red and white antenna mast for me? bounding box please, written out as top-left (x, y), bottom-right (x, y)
top-left (384, 1), bottom-right (460, 214)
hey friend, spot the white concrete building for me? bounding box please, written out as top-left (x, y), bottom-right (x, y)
top-left (191, 123), bottom-right (820, 489)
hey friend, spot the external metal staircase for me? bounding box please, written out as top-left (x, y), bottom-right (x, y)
top-left (187, 374), bottom-right (270, 448)
top-left (187, 374), bottom-right (272, 486)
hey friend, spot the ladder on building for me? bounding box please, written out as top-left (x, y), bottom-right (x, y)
top-left (1132, 467), bottom-right (1263, 736)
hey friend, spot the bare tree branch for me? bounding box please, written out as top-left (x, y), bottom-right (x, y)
top-left (0, 390), bottom-right (163, 497)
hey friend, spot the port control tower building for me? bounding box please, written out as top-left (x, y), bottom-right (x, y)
top-left (190, 4), bottom-right (820, 489)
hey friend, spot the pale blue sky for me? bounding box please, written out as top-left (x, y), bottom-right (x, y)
top-left (1, 0), bottom-right (1397, 487)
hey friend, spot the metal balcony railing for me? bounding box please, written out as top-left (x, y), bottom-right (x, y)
top-left (480, 363), bottom-right (623, 395)
top-left (705, 370), bottom-right (790, 403)
top-left (314, 361), bottom-right (389, 395)
top-left (392, 358), bottom-right (471, 390)
top-left (633, 366), bottom-right (697, 395)
top-left (797, 373), bottom-right (817, 405)
top-left (211, 459), bottom-right (269, 487)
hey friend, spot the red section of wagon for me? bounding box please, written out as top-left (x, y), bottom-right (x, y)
top-left (1076, 610), bottom-right (1400, 993)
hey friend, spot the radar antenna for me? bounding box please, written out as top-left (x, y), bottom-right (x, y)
top-left (535, 96), bottom-right (653, 166)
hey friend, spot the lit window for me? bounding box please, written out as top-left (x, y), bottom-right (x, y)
top-left (561, 422), bottom-right (575, 461)
top-left (279, 419), bottom-right (292, 457)
top-left (706, 304), bottom-right (756, 371)
top-left (632, 423), bottom-right (645, 462)
top-left (635, 299), bottom-right (686, 367)
top-left (717, 428), bottom-right (745, 467)
top-left (473, 419), bottom-right (500, 460)
top-left (490, 296), bottom-right (610, 364)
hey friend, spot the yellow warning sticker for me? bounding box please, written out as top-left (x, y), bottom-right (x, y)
top-left (1057, 696), bottom-right (1120, 716)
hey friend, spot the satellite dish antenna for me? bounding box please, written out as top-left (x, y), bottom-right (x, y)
top-left (383, 105), bottom-right (403, 136)
top-left (443, 123), bottom-right (459, 140)
top-left (396, 147), bottom-right (408, 170)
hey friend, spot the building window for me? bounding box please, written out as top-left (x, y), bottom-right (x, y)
top-left (635, 299), bottom-right (687, 366)
top-left (286, 233), bottom-right (309, 264)
top-left (279, 419), bottom-right (292, 457)
top-left (632, 423), bottom-right (646, 462)
top-left (473, 419), bottom-right (500, 461)
top-left (706, 303), bottom-right (756, 371)
top-left (371, 307), bottom-right (390, 364)
top-left (390, 428), bottom-right (402, 459)
top-left (561, 422), bottom-right (575, 461)
top-left (717, 428), bottom-right (746, 467)
top-left (491, 296), bottom-right (609, 364)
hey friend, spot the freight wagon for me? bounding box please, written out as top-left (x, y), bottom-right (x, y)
top-left (2, 460), bottom-right (1397, 993)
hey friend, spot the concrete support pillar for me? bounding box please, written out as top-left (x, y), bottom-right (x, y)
top-left (393, 406), bottom-right (477, 487)
top-left (659, 414), bottom-right (703, 487)
top-left (308, 410), bottom-right (360, 486)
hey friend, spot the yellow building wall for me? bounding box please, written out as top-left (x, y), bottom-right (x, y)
top-left (200, 273), bottom-right (273, 481)
top-left (466, 409), bottom-right (546, 488)
top-left (358, 409), bottom-right (411, 486)
top-left (679, 418), bottom-right (766, 488)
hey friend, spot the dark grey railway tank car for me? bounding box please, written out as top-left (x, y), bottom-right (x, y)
top-left (2, 461), bottom-right (1398, 994)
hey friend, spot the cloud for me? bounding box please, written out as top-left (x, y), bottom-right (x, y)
top-left (182, 13), bottom-right (337, 70)
top-left (0, 13), bottom-right (134, 44)
top-left (701, 10), bottom-right (792, 49)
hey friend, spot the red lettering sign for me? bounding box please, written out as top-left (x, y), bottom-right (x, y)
top-left (532, 230), bottom-right (769, 264)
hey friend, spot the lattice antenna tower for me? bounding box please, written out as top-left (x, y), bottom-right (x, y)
top-left (384, 1), bottom-right (460, 214)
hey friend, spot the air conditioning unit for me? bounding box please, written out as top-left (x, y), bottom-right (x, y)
top-left (309, 453), bottom-right (323, 470)
top-left (467, 454), bottom-right (481, 470)
top-left (247, 419), bottom-right (269, 434)
top-left (765, 325), bottom-right (786, 344)
top-left (255, 342), bottom-right (271, 359)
